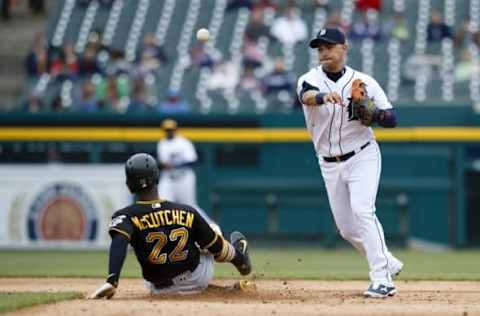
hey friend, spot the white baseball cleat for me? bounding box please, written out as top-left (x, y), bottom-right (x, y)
top-left (364, 283), bottom-right (397, 298)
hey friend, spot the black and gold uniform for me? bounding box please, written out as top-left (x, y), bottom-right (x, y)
top-left (90, 153), bottom-right (251, 299)
top-left (108, 199), bottom-right (240, 287)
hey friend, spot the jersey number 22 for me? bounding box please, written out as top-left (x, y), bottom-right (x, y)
top-left (146, 227), bottom-right (189, 264)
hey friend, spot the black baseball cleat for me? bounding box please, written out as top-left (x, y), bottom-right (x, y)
top-left (364, 283), bottom-right (397, 298)
top-left (230, 231), bottom-right (252, 276)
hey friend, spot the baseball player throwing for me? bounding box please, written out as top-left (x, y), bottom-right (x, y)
top-left (297, 27), bottom-right (403, 298)
top-left (90, 153), bottom-right (251, 299)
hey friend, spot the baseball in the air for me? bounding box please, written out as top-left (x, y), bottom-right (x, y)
top-left (196, 28), bottom-right (210, 42)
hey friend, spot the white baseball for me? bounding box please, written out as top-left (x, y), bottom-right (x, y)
top-left (196, 28), bottom-right (210, 42)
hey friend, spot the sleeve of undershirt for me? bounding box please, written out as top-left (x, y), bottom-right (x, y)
top-left (106, 233), bottom-right (129, 286)
top-left (297, 78), bottom-right (320, 105)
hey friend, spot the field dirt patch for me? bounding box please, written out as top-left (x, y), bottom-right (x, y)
top-left (0, 278), bottom-right (479, 316)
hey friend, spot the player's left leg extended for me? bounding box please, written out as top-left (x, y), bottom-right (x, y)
top-left (346, 142), bottom-right (401, 295)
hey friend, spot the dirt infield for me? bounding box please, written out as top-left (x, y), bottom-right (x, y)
top-left (1, 278), bottom-right (479, 316)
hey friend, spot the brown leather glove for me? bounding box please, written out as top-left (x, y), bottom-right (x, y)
top-left (351, 79), bottom-right (367, 103)
top-left (351, 79), bottom-right (377, 126)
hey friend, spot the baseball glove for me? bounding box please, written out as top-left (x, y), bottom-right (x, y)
top-left (351, 79), bottom-right (377, 126)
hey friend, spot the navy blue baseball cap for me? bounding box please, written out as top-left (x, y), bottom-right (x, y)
top-left (309, 27), bottom-right (346, 48)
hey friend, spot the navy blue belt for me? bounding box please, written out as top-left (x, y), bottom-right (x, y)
top-left (323, 142), bottom-right (370, 163)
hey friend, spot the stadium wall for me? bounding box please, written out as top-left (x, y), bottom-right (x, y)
top-left (1, 107), bottom-right (479, 248)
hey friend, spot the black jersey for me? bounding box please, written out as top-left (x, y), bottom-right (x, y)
top-left (109, 199), bottom-right (217, 284)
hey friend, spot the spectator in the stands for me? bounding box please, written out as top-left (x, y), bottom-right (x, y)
top-left (78, 44), bottom-right (102, 77)
top-left (22, 92), bottom-right (45, 113)
top-left (75, 81), bottom-right (99, 112)
top-left (325, 11), bottom-right (349, 34)
top-left (136, 50), bottom-right (162, 77)
top-left (25, 32), bottom-right (48, 77)
top-left (86, 30), bottom-right (104, 55)
top-left (427, 10), bottom-right (452, 42)
top-left (106, 49), bottom-right (131, 76)
top-left (190, 42), bottom-right (215, 69)
top-left (238, 66), bottom-right (260, 94)
top-left (84, 30), bottom-right (111, 69)
top-left (206, 60), bottom-right (239, 91)
top-left (270, 6), bottom-right (307, 47)
top-left (115, 74), bottom-right (131, 106)
top-left (48, 47), bottom-right (70, 82)
top-left (355, 0), bottom-right (382, 12)
top-left (158, 89), bottom-right (191, 114)
top-left (245, 8), bottom-right (274, 43)
top-left (455, 49), bottom-right (479, 82)
top-left (51, 95), bottom-right (67, 112)
top-left (99, 75), bottom-right (123, 112)
top-left (243, 38), bottom-right (265, 69)
top-left (64, 44), bottom-right (79, 78)
top-left (127, 79), bottom-right (152, 113)
top-left (261, 58), bottom-right (295, 95)
top-left (135, 34), bottom-right (168, 77)
top-left (349, 10), bottom-right (383, 41)
top-left (138, 33), bottom-right (168, 65)
top-left (385, 13), bottom-right (409, 42)
top-left (454, 19), bottom-right (476, 48)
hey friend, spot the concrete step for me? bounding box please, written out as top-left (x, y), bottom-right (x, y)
top-left (0, 75), bottom-right (24, 110)
top-left (0, 54), bottom-right (24, 76)
top-left (0, 19), bottom-right (47, 54)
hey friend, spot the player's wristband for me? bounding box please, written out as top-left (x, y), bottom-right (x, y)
top-left (376, 109), bottom-right (397, 128)
top-left (315, 93), bottom-right (326, 105)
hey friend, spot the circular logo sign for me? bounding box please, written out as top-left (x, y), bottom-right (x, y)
top-left (28, 182), bottom-right (98, 241)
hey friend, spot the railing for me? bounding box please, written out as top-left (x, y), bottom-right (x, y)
top-left (210, 178), bottom-right (419, 245)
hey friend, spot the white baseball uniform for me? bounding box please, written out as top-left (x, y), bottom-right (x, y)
top-left (297, 65), bottom-right (401, 285)
top-left (157, 134), bottom-right (221, 233)
top-left (157, 134), bottom-right (198, 206)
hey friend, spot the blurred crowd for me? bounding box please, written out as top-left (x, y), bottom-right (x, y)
top-left (20, 0), bottom-right (480, 113)
top-left (1, 0), bottom-right (45, 21)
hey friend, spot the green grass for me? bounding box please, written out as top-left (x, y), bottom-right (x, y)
top-left (0, 248), bottom-right (479, 280)
top-left (0, 292), bottom-right (82, 314)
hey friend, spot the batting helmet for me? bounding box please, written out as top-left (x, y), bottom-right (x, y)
top-left (125, 153), bottom-right (159, 193)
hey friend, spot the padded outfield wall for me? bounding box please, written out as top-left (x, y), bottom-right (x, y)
top-left (0, 105), bottom-right (479, 248)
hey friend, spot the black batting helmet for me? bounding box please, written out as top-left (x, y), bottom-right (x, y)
top-left (125, 153), bottom-right (159, 193)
